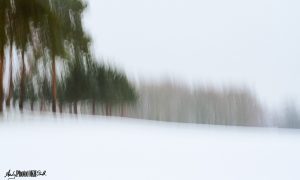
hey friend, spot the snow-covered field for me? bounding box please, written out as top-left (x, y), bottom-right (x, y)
top-left (1, 112), bottom-right (300, 180)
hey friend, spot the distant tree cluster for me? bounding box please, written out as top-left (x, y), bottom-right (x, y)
top-left (272, 103), bottom-right (300, 129)
top-left (125, 80), bottom-right (264, 126)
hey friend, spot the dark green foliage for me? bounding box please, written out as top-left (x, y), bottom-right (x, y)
top-left (25, 78), bottom-right (37, 103)
top-left (57, 78), bottom-right (66, 104)
top-left (61, 58), bottom-right (137, 114)
top-left (86, 60), bottom-right (102, 101)
top-left (64, 60), bottom-right (90, 103)
top-left (111, 70), bottom-right (137, 105)
top-left (101, 67), bottom-right (137, 106)
top-left (86, 61), bottom-right (137, 106)
top-left (38, 75), bottom-right (52, 102)
top-left (25, 77), bottom-right (37, 110)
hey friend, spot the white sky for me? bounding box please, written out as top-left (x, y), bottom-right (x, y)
top-left (83, 0), bottom-right (300, 108)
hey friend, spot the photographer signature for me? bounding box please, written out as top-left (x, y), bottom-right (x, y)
top-left (4, 170), bottom-right (46, 180)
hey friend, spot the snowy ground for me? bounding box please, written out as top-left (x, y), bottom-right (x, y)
top-left (1, 112), bottom-right (300, 180)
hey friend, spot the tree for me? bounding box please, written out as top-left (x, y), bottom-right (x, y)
top-left (99, 67), bottom-right (137, 116)
top-left (38, 74), bottom-right (51, 111)
top-left (5, 0), bottom-right (15, 107)
top-left (40, 0), bottom-right (89, 113)
top-left (25, 77), bottom-right (37, 111)
top-left (64, 59), bottom-right (89, 114)
top-left (279, 103), bottom-right (300, 129)
top-left (105, 70), bottom-right (137, 116)
top-left (0, 0), bottom-right (9, 112)
top-left (12, 78), bottom-right (20, 108)
top-left (57, 77), bottom-right (66, 114)
top-left (85, 60), bottom-right (100, 115)
top-left (12, 0), bottom-right (52, 111)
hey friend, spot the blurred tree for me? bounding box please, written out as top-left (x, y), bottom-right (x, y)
top-left (11, 0), bottom-right (52, 111)
top-left (86, 60), bottom-right (102, 115)
top-left (12, 78), bottom-right (20, 108)
top-left (110, 70), bottom-right (137, 116)
top-left (64, 59), bottom-right (89, 114)
top-left (57, 77), bottom-right (66, 114)
top-left (25, 77), bottom-right (37, 111)
top-left (0, 0), bottom-right (9, 112)
top-left (100, 67), bottom-right (137, 116)
top-left (38, 0), bottom-right (89, 112)
top-left (5, 1), bottom-right (15, 107)
top-left (38, 75), bottom-right (51, 111)
top-left (281, 103), bottom-right (300, 129)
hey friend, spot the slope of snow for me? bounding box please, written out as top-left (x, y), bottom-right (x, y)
top-left (1, 112), bottom-right (300, 180)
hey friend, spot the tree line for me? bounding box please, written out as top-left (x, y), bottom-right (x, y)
top-left (12, 57), bottom-right (137, 115)
top-left (0, 0), bottom-right (137, 114)
top-left (1, 0), bottom-right (298, 129)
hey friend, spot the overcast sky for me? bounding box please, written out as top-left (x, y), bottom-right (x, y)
top-left (83, 0), bottom-right (300, 108)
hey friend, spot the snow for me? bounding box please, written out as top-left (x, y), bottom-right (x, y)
top-left (1, 112), bottom-right (300, 180)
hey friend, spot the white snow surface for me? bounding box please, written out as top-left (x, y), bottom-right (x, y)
top-left (1, 111), bottom-right (300, 180)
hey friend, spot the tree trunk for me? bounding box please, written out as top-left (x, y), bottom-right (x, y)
top-left (51, 54), bottom-right (57, 113)
top-left (105, 104), bottom-right (109, 116)
top-left (121, 105), bottom-right (124, 117)
top-left (0, 49), bottom-right (4, 112)
top-left (74, 101), bottom-right (77, 114)
top-left (59, 101), bottom-right (63, 114)
top-left (30, 101), bottom-right (34, 111)
top-left (6, 43), bottom-right (13, 107)
top-left (69, 103), bottom-right (72, 114)
top-left (40, 99), bottom-right (44, 111)
top-left (92, 99), bottom-right (96, 115)
top-left (109, 104), bottom-right (112, 116)
top-left (19, 50), bottom-right (25, 111)
top-left (12, 99), bottom-right (16, 108)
